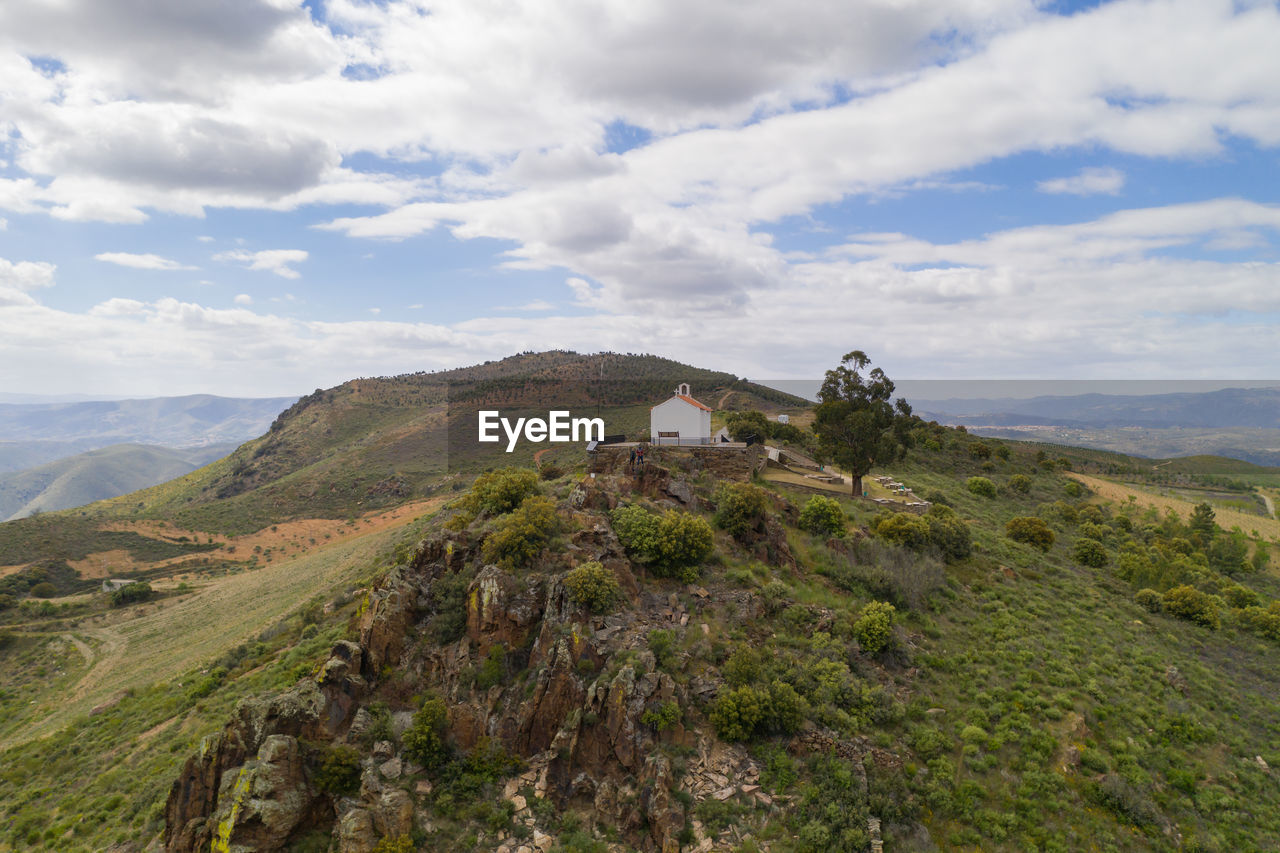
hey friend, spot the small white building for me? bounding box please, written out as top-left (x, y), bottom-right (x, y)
top-left (650, 383), bottom-right (712, 445)
top-left (775, 414), bottom-right (790, 425)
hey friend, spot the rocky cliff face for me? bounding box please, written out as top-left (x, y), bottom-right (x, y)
top-left (163, 472), bottom-right (772, 853)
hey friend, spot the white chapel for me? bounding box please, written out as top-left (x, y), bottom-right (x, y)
top-left (650, 383), bottom-right (712, 445)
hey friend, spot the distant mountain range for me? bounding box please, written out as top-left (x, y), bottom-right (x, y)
top-left (911, 387), bottom-right (1280, 465)
top-left (0, 442), bottom-right (238, 521)
top-left (0, 394), bottom-right (296, 448)
top-left (0, 394), bottom-right (295, 516)
top-left (913, 387), bottom-right (1280, 429)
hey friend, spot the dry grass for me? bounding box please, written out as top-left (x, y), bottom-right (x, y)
top-left (1, 497), bottom-right (443, 750)
top-left (1067, 471), bottom-right (1280, 542)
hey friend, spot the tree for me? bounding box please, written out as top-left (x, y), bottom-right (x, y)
top-left (723, 410), bottom-right (771, 443)
top-left (812, 351), bottom-right (913, 496)
top-left (1188, 502), bottom-right (1216, 544)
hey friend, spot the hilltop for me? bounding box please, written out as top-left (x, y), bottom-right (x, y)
top-left (1, 354), bottom-right (1278, 852)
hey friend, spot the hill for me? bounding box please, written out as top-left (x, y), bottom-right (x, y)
top-left (66, 351), bottom-right (806, 536)
top-left (2, 355), bottom-right (1279, 852)
top-left (0, 443), bottom-right (237, 521)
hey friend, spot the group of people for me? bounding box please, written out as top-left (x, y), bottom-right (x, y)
top-left (627, 444), bottom-right (647, 472)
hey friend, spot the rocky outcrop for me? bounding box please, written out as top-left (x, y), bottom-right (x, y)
top-left (164, 644), bottom-right (367, 852)
top-left (204, 735), bottom-right (330, 852)
top-left (165, 499), bottom-right (738, 853)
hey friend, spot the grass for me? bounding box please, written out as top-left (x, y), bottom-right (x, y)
top-left (1066, 472), bottom-right (1280, 542)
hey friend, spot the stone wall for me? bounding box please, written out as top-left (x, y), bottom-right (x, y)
top-left (587, 443), bottom-right (764, 479)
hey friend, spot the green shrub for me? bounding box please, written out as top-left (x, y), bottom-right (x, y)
top-left (761, 680), bottom-right (805, 734)
top-left (0, 593), bottom-right (14, 610)
top-left (474, 643), bottom-right (506, 689)
top-left (1162, 585), bottom-right (1220, 629)
top-left (1072, 538), bottom-right (1109, 567)
top-left (649, 511), bottom-right (714, 579)
top-left (372, 836), bottom-right (415, 853)
top-left (482, 495), bottom-right (558, 568)
top-left (539, 464), bottom-right (563, 481)
top-left (713, 483), bottom-right (771, 539)
top-left (1006, 516), bottom-right (1055, 551)
top-left (612, 505), bottom-right (713, 581)
top-left (875, 513), bottom-right (930, 550)
top-left (1134, 588), bottom-right (1163, 612)
top-left (313, 745), bottom-right (362, 795)
top-left (402, 695), bottom-right (451, 770)
top-left (641, 700), bottom-right (681, 732)
top-left (1222, 584), bottom-right (1259, 609)
top-left (563, 562), bottom-right (622, 614)
top-left (798, 495), bottom-right (845, 537)
top-left (429, 568), bottom-right (474, 644)
top-left (709, 686), bottom-right (765, 741)
top-left (28, 582), bottom-right (57, 599)
top-left (1239, 605), bottom-right (1280, 641)
top-left (724, 645), bottom-right (761, 686)
top-left (966, 477), bottom-right (997, 498)
top-left (911, 727), bottom-right (949, 760)
top-left (1063, 481), bottom-right (1083, 498)
top-left (1008, 474), bottom-right (1031, 493)
top-left (110, 582), bottom-right (152, 607)
top-left (466, 468), bottom-right (539, 514)
top-left (853, 601), bottom-right (895, 654)
top-left (647, 629), bottom-right (676, 669)
top-left (925, 505), bottom-right (972, 561)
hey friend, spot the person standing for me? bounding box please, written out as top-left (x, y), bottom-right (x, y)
top-left (628, 446), bottom-right (637, 472)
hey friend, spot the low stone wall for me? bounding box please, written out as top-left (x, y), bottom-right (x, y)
top-left (588, 443), bottom-right (764, 479)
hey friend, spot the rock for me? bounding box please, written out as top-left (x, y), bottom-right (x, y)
top-left (201, 735), bottom-right (330, 853)
top-left (510, 794), bottom-right (527, 812)
top-left (1258, 756), bottom-right (1270, 771)
top-left (163, 680), bottom-right (339, 852)
top-left (415, 780), bottom-right (433, 796)
top-left (338, 808), bottom-right (376, 853)
top-left (378, 757), bottom-right (402, 779)
top-left (712, 786), bottom-right (735, 801)
top-left (533, 829), bottom-right (554, 852)
top-left (372, 740), bottom-right (394, 761)
top-left (373, 789), bottom-right (415, 839)
top-left (665, 479), bottom-right (696, 506)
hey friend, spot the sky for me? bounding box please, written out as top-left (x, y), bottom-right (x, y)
top-left (1, 0), bottom-right (1278, 398)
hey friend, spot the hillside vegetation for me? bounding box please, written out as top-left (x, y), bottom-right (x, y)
top-left (1, 354), bottom-right (1278, 852)
top-left (0, 443), bottom-right (236, 521)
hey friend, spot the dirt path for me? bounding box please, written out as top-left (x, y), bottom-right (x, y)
top-left (1259, 488), bottom-right (1276, 519)
top-left (1, 498), bottom-right (445, 751)
top-left (62, 633), bottom-right (95, 668)
top-left (66, 626), bottom-right (126, 706)
top-left (717, 390), bottom-right (734, 409)
top-left (533, 448), bottom-right (551, 466)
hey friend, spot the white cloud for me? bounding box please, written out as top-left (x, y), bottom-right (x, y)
top-left (1037, 167), bottom-right (1126, 196)
top-left (0, 257), bottom-right (56, 306)
top-left (94, 252), bottom-right (196, 271)
top-left (196, 235), bottom-right (215, 243)
top-left (495, 299), bottom-right (554, 312)
top-left (233, 293), bottom-right (253, 306)
top-left (2, 198), bottom-right (1279, 396)
top-left (214, 249), bottom-right (309, 279)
